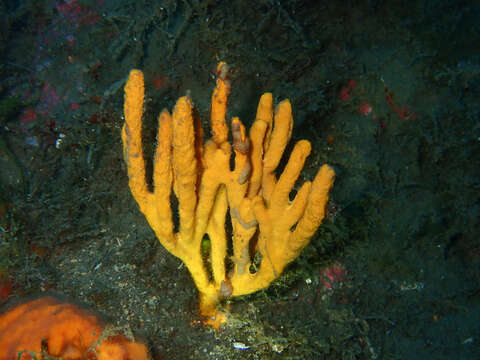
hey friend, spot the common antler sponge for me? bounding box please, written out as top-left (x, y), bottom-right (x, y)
top-left (0, 296), bottom-right (149, 360)
top-left (122, 62), bottom-right (335, 327)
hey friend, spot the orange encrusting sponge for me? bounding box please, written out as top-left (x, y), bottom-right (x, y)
top-left (0, 296), bottom-right (149, 360)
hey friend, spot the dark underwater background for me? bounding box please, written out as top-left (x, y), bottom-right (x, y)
top-left (1, 0), bottom-right (479, 359)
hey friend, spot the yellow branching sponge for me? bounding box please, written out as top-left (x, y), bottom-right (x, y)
top-left (122, 62), bottom-right (335, 327)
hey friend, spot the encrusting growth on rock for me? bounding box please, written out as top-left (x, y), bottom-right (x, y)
top-left (122, 62), bottom-right (335, 327)
top-left (0, 296), bottom-right (149, 360)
